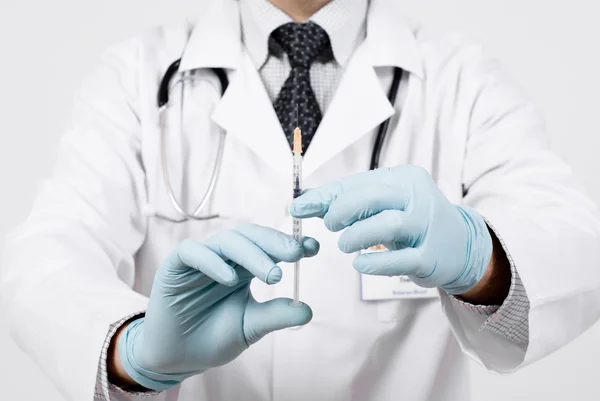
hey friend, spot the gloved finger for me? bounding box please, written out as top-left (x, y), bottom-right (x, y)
top-left (235, 224), bottom-right (320, 263)
top-left (243, 297), bottom-right (313, 345)
top-left (204, 230), bottom-right (282, 285)
top-left (228, 239), bottom-right (319, 284)
top-left (301, 237), bottom-right (320, 258)
top-left (353, 248), bottom-right (423, 277)
top-left (165, 238), bottom-right (238, 286)
top-left (338, 210), bottom-right (421, 253)
top-left (324, 186), bottom-right (410, 232)
top-left (290, 168), bottom-right (398, 219)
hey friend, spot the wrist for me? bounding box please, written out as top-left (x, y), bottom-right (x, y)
top-left (441, 205), bottom-right (493, 295)
top-left (458, 225), bottom-right (511, 305)
top-left (107, 318), bottom-right (144, 390)
top-left (118, 318), bottom-right (183, 391)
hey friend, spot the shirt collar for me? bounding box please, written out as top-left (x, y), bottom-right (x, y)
top-left (241, 0), bottom-right (368, 69)
top-left (179, 0), bottom-right (424, 79)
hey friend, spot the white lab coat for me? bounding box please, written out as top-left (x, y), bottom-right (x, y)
top-left (2, 0), bottom-right (600, 400)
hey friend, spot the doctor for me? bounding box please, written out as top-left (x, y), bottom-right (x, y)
top-left (2, 0), bottom-right (600, 400)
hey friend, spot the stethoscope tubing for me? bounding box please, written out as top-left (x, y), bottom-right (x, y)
top-left (371, 67), bottom-right (403, 170)
top-left (156, 61), bottom-right (229, 222)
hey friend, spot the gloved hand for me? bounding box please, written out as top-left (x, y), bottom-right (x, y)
top-left (291, 165), bottom-right (492, 295)
top-left (118, 224), bottom-right (319, 391)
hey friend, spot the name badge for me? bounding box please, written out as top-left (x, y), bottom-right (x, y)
top-left (360, 245), bottom-right (439, 301)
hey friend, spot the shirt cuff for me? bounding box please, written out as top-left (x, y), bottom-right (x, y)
top-left (94, 312), bottom-right (161, 401)
top-left (452, 220), bottom-right (531, 345)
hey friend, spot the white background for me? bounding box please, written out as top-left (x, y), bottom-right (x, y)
top-left (1, 0), bottom-right (599, 400)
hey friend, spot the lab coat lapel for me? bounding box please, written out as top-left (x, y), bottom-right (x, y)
top-left (180, 0), bottom-right (424, 181)
top-left (181, 0), bottom-right (291, 177)
top-left (302, 0), bottom-right (425, 179)
top-left (302, 44), bottom-right (395, 179)
top-left (211, 53), bottom-right (291, 177)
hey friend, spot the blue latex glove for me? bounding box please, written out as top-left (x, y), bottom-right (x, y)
top-left (291, 166), bottom-right (492, 295)
top-left (118, 224), bottom-right (320, 391)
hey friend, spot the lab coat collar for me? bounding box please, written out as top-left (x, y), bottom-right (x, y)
top-left (301, 42), bottom-right (396, 178)
top-left (299, 1), bottom-right (425, 177)
top-left (365, 0), bottom-right (424, 78)
top-left (211, 39), bottom-right (399, 182)
top-left (211, 51), bottom-right (292, 179)
top-left (182, 0), bottom-right (425, 181)
top-left (180, 0), bottom-right (291, 181)
top-left (178, 0), bottom-right (424, 75)
top-left (179, 0), bottom-right (243, 71)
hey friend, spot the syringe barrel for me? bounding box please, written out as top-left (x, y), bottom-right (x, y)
top-left (292, 152), bottom-right (303, 306)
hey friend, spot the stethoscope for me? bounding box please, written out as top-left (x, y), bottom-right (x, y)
top-left (152, 58), bottom-right (403, 223)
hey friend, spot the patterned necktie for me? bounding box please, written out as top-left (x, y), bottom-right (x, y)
top-left (270, 22), bottom-right (334, 153)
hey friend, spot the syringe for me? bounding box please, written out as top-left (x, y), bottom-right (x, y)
top-left (292, 120), bottom-right (303, 306)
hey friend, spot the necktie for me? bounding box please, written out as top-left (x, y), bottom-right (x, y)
top-left (270, 22), bottom-right (334, 152)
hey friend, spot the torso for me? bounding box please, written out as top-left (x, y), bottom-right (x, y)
top-left (127, 12), bottom-right (476, 401)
